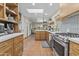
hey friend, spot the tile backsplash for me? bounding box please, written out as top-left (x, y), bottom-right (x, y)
top-left (57, 13), bottom-right (79, 33)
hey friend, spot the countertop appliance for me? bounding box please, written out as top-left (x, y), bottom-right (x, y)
top-left (0, 23), bottom-right (5, 36)
top-left (53, 34), bottom-right (70, 56)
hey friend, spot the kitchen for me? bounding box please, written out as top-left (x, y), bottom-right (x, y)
top-left (0, 3), bottom-right (79, 56)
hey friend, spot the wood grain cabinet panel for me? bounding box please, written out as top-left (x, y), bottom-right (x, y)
top-left (0, 39), bottom-right (13, 56)
top-left (35, 31), bottom-right (49, 41)
top-left (45, 32), bottom-right (49, 41)
top-left (14, 35), bottom-right (23, 45)
top-left (69, 41), bottom-right (79, 56)
top-left (13, 35), bottom-right (23, 56)
top-left (14, 42), bottom-right (23, 56)
top-left (35, 32), bottom-right (41, 41)
top-left (40, 31), bottom-right (46, 41)
top-left (0, 35), bottom-right (23, 56)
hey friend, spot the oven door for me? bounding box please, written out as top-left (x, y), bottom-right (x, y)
top-left (53, 39), bottom-right (64, 56)
top-left (53, 37), bottom-right (69, 56)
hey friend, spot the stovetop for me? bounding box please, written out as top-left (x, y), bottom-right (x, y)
top-left (55, 33), bottom-right (79, 38)
top-left (53, 34), bottom-right (69, 43)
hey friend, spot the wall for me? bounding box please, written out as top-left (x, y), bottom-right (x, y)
top-left (19, 15), bottom-right (32, 38)
top-left (19, 3), bottom-right (32, 38)
top-left (57, 13), bottom-right (79, 33)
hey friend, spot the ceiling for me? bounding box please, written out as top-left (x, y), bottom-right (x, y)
top-left (19, 3), bottom-right (60, 23)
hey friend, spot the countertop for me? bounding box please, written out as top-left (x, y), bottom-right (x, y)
top-left (57, 34), bottom-right (79, 44)
top-left (68, 37), bottom-right (79, 44)
top-left (35, 30), bottom-right (56, 33)
top-left (35, 30), bottom-right (48, 31)
top-left (35, 30), bottom-right (62, 34)
top-left (58, 35), bottom-right (79, 44)
top-left (0, 33), bottom-right (24, 43)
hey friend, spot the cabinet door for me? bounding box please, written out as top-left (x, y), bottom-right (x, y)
top-left (14, 45), bottom-right (20, 56)
top-left (13, 35), bottom-right (23, 56)
top-left (0, 39), bottom-right (13, 56)
top-left (45, 32), bottom-right (49, 41)
top-left (40, 31), bottom-right (46, 41)
top-left (0, 47), bottom-right (12, 56)
top-left (69, 41), bottom-right (79, 56)
top-left (14, 35), bottom-right (23, 45)
top-left (35, 32), bottom-right (41, 41)
top-left (14, 42), bottom-right (23, 56)
top-left (3, 47), bottom-right (13, 56)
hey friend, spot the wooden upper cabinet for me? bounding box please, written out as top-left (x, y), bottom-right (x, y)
top-left (0, 3), bottom-right (19, 23)
top-left (6, 3), bottom-right (19, 22)
top-left (0, 3), bottom-right (20, 32)
top-left (56, 3), bottom-right (79, 20)
top-left (0, 3), bottom-right (6, 20)
top-left (6, 3), bottom-right (18, 7)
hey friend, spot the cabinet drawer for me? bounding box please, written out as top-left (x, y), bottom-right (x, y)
top-left (14, 35), bottom-right (23, 44)
top-left (14, 42), bottom-right (23, 56)
top-left (69, 41), bottom-right (79, 56)
top-left (0, 39), bottom-right (13, 48)
top-left (0, 39), bottom-right (13, 56)
top-left (0, 46), bottom-right (13, 56)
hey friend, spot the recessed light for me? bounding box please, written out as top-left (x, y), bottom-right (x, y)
top-left (27, 9), bottom-right (44, 13)
top-left (35, 13), bottom-right (37, 15)
top-left (45, 13), bottom-right (48, 16)
top-left (50, 3), bottom-right (53, 6)
top-left (32, 3), bottom-right (35, 6)
top-left (37, 18), bottom-right (43, 22)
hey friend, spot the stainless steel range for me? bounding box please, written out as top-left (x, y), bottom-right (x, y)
top-left (52, 34), bottom-right (70, 56)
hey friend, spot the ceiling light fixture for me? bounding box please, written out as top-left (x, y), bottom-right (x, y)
top-left (45, 13), bottom-right (48, 16)
top-left (27, 9), bottom-right (44, 13)
top-left (35, 13), bottom-right (37, 15)
top-left (37, 18), bottom-right (43, 22)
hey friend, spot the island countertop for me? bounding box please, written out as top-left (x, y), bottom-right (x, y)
top-left (0, 33), bottom-right (24, 43)
top-left (35, 30), bottom-right (56, 33)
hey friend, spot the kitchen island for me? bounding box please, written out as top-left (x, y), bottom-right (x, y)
top-left (0, 33), bottom-right (24, 56)
top-left (35, 30), bottom-right (55, 48)
top-left (35, 30), bottom-right (49, 41)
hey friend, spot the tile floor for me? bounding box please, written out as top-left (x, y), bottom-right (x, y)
top-left (23, 35), bottom-right (53, 56)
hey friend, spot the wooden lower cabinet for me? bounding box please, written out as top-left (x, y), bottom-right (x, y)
top-left (40, 31), bottom-right (46, 41)
top-left (0, 35), bottom-right (23, 56)
top-left (35, 31), bottom-right (49, 41)
top-left (3, 46), bottom-right (13, 56)
top-left (13, 35), bottom-right (23, 56)
top-left (69, 41), bottom-right (79, 56)
top-left (35, 31), bottom-right (41, 41)
top-left (0, 39), bottom-right (13, 56)
top-left (14, 42), bottom-right (23, 56)
top-left (45, 32), bottom-right (49, 41)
